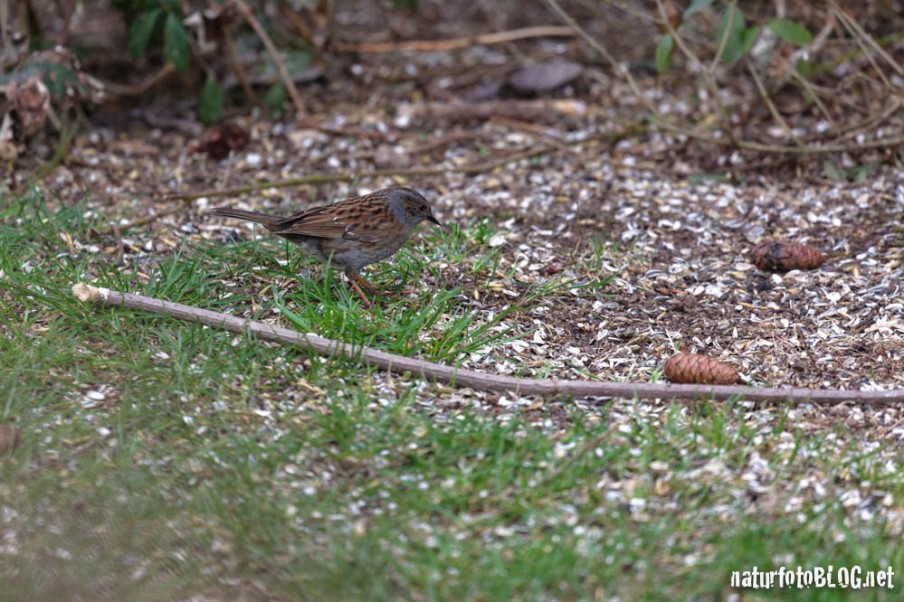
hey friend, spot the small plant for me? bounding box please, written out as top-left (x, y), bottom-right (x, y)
top-left (123, 0), bottom-right (192, 71)
top-left (655, 0), bottom-right (814, 74)
top-left (112, 0), bottom-right (316, 123)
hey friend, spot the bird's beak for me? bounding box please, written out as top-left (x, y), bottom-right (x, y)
top-left (427, 215), bottom-right (442, 227)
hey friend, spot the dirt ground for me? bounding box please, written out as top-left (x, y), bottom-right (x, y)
top-left (18, 5), bottom-right (903, 390)
top-left (3, 1), bottom-right (901, 418)
top-left (3, 3), bottom-right (904, 599)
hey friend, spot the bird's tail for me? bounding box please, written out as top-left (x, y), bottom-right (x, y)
top-left (209, 207), bottom-right (283, 229)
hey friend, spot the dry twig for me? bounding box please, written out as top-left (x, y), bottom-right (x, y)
top-left (406, 100), bottom-right (586, 124)
top-left (541, 0), bottom-right (655, 114)
top-left (554, 0), bottom-right (904, 157)
top-left (334, 26), bottom-right (577, 53)
top-left (89, 204), bottom-right (188, 240)
top-left (164, 121), bottom-right (646, 203)
top-left (231, 0), bottom-right (306, 116)
top-left (746, 59), bottom-right (803, 148)
top-left (164, 144), bottom-right (560, 202)
top-left (72, 284), bottom-right (904, 405)
top-left (99, 64), bottom-right (176, 98)
top-left (830, 1), bottom-right (903, 79)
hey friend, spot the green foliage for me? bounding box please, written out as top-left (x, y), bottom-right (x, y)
top-left (125, 1), bottom-right (241, 124)
top-left (1, 55), bottom-right (81, 101)
top-left (684, 0), bottom-right (715, 19)
top-left (163, 12), bottom-right (191, 71)
top-left (125, 2), bottom-right (192, 72)
top-left (822, 158), bottom-right (882, 183)
top-left (716, 4), bottom-right (758, 64)
top-left (260, 50), bottom-right (311, 108)
top-left (658, 1), bottom-right (814, 72)
top-left (767, 18), bottom-right (813, 47)
top-left (795, 57), bottom-right (814, 79)
top-left (263, 83), bottom-right (287, 111)
top-left (128, 7), bottom-right (162, 58)
top-left (283, 50), bottom-right (313, 73)
top-left (199, 76), bottom-right (225, 125)
top-left (655, 33), bottom-right (675, 75)
top-left (392, 0), bottom-right (418, 9)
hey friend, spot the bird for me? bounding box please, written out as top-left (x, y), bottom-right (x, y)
top-left (210, 186), bottom-right (442, 307)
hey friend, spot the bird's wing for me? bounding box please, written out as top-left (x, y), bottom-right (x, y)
top-left (276, 207), bottom-right (399, 243)
top-left (338, 217), bottom-right (404, 243)
top-left (274, 206), bottom-right (351, 240)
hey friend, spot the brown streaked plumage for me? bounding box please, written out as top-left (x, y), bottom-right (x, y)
top-left (210, 186), bottom-right (441, 307)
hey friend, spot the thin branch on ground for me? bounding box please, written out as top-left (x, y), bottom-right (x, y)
top-left (540, 0), bottom-right (657, 114)
top-left (222, 26), bottom-right (258, 105)
top-left (86, 142), bottom-right (569, 236)
top-left (36, 122), bottom-right (77, 179)
top-left (812, 30), bottom-right (904, 78)
top-left (552, 0), bottom-right (903, 157)
top-left (707, 0), bottom-right (736, 73)
top-left (72, 284), bottom-right (904, 404)
top-left (89, 204), bottom-right (188, 240)
top-left (278, 3), bottom-right (320, 48)
top-left (164, 121), bottom-right (646, 203)
top-left (785, 68), bottom-right (836, 128)
top-left (829, 98), bottom-right (901, 140)
top-left (333, 26), bottom-right (577, 53)
top-left (99, 64), bottom-right (176, 98)
top-left (746, 59), bottom-right (803, 148)
top-left (830, 0), bottom-right (903, 79)
top-left (673, 130), bottom-right (904, 154)
top-left (164, 144), bottom-right (553, 202)
top-left (407, 131), bottom-right (483, 155)
top-left (405, 99), bottom-right (588, 124)
top-left (489, 116), bottom-right (570, 148)
top-left (656, 0), bottom-right (738, 146)
top-left (112, 225), bottom-right (125, 267)
top-left (476, 0), bottom-right (527, 61)
top-left (232, 0), bottom-right (307, 117)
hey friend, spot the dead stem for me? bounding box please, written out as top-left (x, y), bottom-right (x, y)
top-left (72, 283), bottom-right (904, 404)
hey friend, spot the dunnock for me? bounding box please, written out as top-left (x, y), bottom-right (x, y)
top-left (210, 186), bottom-right (441, 306)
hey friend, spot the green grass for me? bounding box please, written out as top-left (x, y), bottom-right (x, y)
top-left (1, 193), bottom-right (901, 601)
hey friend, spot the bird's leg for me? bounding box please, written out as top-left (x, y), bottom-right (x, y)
top-left (352, 272), bottom-right (377, 294)
top-left (346, 271), bottom-right (375, 308)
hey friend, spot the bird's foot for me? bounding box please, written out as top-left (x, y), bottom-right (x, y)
top-left (346, 272), bottom-right (376, 308)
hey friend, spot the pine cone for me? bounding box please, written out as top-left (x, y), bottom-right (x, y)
top-left (664, 353), bottom-right (740, 385)
top-left (750, 241), bottom-right (825, 272)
